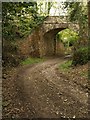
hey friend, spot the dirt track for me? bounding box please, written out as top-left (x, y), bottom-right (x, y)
top-left (14, 58), bottom-right (88, 118)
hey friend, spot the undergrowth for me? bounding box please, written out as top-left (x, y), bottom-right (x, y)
top-left (21, 57), bottom-right (45, 65)
top-left (59, 60), bottom-right (72, 71)
top-left (80, 71), bottom-right (88, 78)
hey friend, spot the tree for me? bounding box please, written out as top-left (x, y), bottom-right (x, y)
top-left (38, 1), bottom-right (53, 16)
top-left (88, 1), bottom-right (90, 36)
top-left (88, 1), bottom-right (90, 25)
top-left (47, 2), bottom-right (53, 15)
top-left (88, 1), bottom-right (90, 78)
top-left (2, 2), bottom-right (45, 66)
top-left (64, 2), bottom-right (88, 47)
top-left (57, 29), bottom-right (79, 47)
top-left (2, 2), bottom-right (45, 40)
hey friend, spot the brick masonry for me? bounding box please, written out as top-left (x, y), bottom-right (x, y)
top-left (18, 16), bottom-right (69, 58)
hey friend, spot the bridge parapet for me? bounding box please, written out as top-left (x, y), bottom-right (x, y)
top-left (41, 23), bottom-right (68, 35)
top-left (68, 23), bottom-right (79, 32)
top-left (43, 16), bottom-right (79, 33)
top-left (43, 16), bottom-right (68, 24)
top-left (18, 16), bottom-right (79, 58)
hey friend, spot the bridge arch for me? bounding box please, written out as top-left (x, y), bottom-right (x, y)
top-left (19, 16), bottom-right (78, 58)
top-left (43, 28), bottom-right (66, 56)
top-left (18, 16), bottom-right (78, 58)
top-left (36, 16), bottom-right (69, 57)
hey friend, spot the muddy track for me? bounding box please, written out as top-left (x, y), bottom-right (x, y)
top-left (15, 58), bottom-right (88, 118)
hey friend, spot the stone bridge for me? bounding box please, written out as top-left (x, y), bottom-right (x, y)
top-left (38, 16), bottom-right (68, 57)
top-left (19, 16), bottom-right (78, 58)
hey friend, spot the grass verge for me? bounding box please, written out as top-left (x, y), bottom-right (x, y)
top-left (21, 57), bottom-right (45, 65)
top-left (59, 60), bottom-right (72, 71)
top-left (80, 71), bottom-right (88, 78)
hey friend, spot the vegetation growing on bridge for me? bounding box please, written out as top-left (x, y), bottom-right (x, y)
top-left (64, 2), bottom-right (89, 66)
top-left (2, 1), bottom-right (89, 118)
top-left (2, 1), bottom-right (89, 67)
top-left (2, 2), bottom-right (45, 40)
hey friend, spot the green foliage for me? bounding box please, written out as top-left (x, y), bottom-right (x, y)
top-left (57, 29), bottom-right (79, 47)
top-left (38, 1), bottom-right (53, 16)
top-left (2, 101), bottom-right (10, 107)
top-left (21, 57), bottom-right (45, 65)
top-left (72, 47), bottom-right (88, 65)
top-left (2, 2), bottom-right (45, 40)
top-left (64, 2), bottom-right (88, 43)
top-left (47, 2), bottom-right (53, 15)
top-left (64, 2), bottom-right (88, 23)
top-left (59, 60), bottom-right (72, 71)
top-left (80, 71), bottom-right (88, 78)
top-left (2, 2), bottom-right (46, 67)
top-left (2, 41), bottom-right (22, 67)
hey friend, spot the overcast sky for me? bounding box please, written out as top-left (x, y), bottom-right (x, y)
top-left (37, 0), bottom-right (87, 16)
top-left (49, 2), bottom-right (66, 16)
top-left (37, 1), bottom-right (67, 16)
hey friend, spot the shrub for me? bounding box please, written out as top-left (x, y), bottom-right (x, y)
top-left (72, 47), bottom-right (89, 65)
top-left (59, 60), bottom-right (72, 70)
top-left (2, 41), bottom-right (24, 67)
top-left (21, 57), bottom-right (45, 65)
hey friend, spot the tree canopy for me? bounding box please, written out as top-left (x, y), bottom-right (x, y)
top-left (2, 2), bottom-right (45, 40)
top-left (2, 1), bottom-right (89, 67)
top-left (64, 2), bottom-right (88, 45)
top-left (57, 29), bottom-right (79, 47)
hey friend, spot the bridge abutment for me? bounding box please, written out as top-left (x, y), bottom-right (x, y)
top-left (18, 16), bottom-right (77, 58)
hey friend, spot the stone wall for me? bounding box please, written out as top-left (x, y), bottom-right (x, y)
top-left (18, 27), bottom-right (41, 58)
top-left (56, 41), bottom-right (65, 56)
top-left (17, 16), bottom-right (68, 58)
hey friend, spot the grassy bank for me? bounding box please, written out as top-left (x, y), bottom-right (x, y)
top-left (21, 57), bottom-right (45, 65)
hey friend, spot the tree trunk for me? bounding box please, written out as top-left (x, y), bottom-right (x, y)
top-left (88, 1), bottom-right (90, 28)
top-left (54, 38), bottom-right (56, 55)
top-left (88, 1), bottom-right (90, 43)
top-left (88, 1), bottom-right (90, 82)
